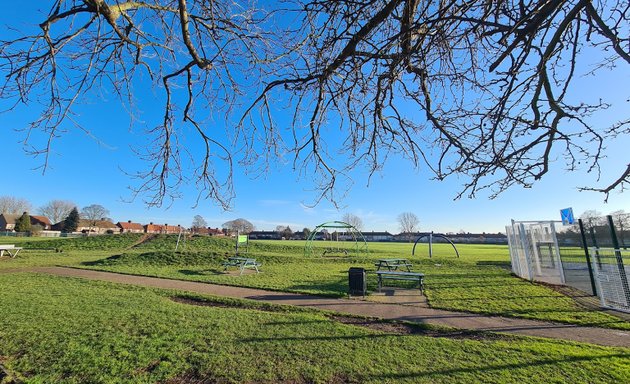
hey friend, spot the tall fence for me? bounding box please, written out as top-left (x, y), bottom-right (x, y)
top-left (506, 221), bottom-right (564, 285)
top-left (508, 214), bottom-right (630, 314)
top-left (590, 248), bottom-right (630, 313)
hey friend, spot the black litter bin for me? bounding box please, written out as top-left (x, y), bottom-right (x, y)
top-left (348, 267), bottom-right (366, 296)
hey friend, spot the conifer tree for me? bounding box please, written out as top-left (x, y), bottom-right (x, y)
top-left (63, 208), bottom-right (80, 233)
top-left (14, 212), bottom-right (32, 233)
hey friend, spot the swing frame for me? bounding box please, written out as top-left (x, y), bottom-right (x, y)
top-left (304, 221), bottom-right (368, 257)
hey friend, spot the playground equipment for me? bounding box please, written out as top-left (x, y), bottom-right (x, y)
top-left (411, 232), bottom-right (460, 258)
top-left (175, 227), bottom-right (186, 251)
top-left (305, 221), bottom-right (368, 257)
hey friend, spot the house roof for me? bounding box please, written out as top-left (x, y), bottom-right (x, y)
top-left (78, 219), bottom-right (117, 229)
top-left (0, 214), bottom-right (19, 224)
top-left (30, 215), bottom-right (51, 225)
top-left (144, 224), bottom-right (162, 232)
top-left (117, 221), bottom-right (144, 230)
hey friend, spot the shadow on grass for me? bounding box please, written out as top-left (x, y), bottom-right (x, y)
top-left (476, 260), bottom-right (512, 269)
top-left (81, 254), bottom-right (122, 266)
top-left (363, 352), bottom-right (630, 380)
top-left (431, 294), bottom-right (568, 301)
top-left (177, 269), bottom-right (224, 276)
top-left (428, 280), bottom-right (528, 289)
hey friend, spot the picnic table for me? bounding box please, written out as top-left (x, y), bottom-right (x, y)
top-left (222, 257), bottom-right (261, 275)
top-left (0, 244), bottom-right (23, 258)
top-left (376, 270), bottom-right (425, 294)
top-left (375, 258), bottom-right (413, 272)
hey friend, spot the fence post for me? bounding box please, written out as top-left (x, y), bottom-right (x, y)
top-left (550, 222), bottom-right (565, 284)
top-left (519, 223), bottom-right (534, 281)
top-left (607, 215), bottom-right (630, 307)
top-left (578, 219), bottom-right (598, 296)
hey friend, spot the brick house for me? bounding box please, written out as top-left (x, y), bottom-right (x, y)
top-left (117, 220), bottom-right (145, 233)
top-left (30, 215), bottom-right (52, 230)
top-left (0, 213), bottom-right (51, 231)
top-left (144, 223), bottom-right (184, 234)
top-left (0, 214), bottom-right (19, 231)
top-left (77, 219), bottom-right (118, 234)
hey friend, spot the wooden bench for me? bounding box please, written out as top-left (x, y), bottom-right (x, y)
top-left (376, 270), bottom-right (424, 294)
top-left (0, 244), bottom-right (23, 258)
top-left (222, 257), bottom-right (261, 275)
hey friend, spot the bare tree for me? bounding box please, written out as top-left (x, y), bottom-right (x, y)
top-left (81, 204), bottom-right (110, 234)
top-left (611, 210), bottom-right (630, 247)
top-left (342, 213), bottom-right (363, 231)
top-left (191, 215), bottom-right (208, 233)
top-left (0, 0), bottom-right (270, 209)
top-left (398, 212), bottom-right (419, 237)
top-left (245, 0), bottom-right (630, 204)
top-left (0, 196), bottom-right (32, 215)
top-left (38, 200), bottom-right (76, 224)
top-left (276, 225), bottom-right (293, 239)
top-left (1, 1), bottom-right (628, 209)
top-left (580, 210), bottom-right (604, 229)
top-left (222, 218), bottom-right (254, 235)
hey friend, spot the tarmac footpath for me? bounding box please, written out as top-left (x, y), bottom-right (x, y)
top-left (26, 266), bottom-right (630, 348)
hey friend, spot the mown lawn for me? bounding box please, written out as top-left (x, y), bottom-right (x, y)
top-left (2, 235), bottom-right (629, 329)
top-left (0, 273), bottom-right (628, 383)
top-left (49, 236), bottom-right (628, 330)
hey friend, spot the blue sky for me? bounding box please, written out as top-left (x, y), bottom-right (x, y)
top-left (0, 3), bottom-right (628, 234)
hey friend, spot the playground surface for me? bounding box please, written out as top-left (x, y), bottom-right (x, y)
top-left (27, 266), bottom-right (630, 348)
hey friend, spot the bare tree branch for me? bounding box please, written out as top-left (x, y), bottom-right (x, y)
top-left (1, 0), bottom-right (628, 208)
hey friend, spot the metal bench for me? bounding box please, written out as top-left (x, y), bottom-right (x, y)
top-left (0, 244), bottom-right (23, 258)
top-left (222, 257), bottom-right (261, 275)
top-left (376, 270), bottom-right (424, 294)
top-left (374, 258), bottom-right (413, 271)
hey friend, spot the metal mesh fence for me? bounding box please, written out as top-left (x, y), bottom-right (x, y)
top-left (590, 248), bottom-right (630, 313)
top-left (509, 215), bottom-right (630, 313)
top-left (558, 247), bottom-right (595, 295)
top-left (506, 221), bottom-right (564, 285)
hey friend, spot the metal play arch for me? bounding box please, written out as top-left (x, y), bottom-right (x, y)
top-left (412, 232), bottom-right (460, 258)
top-left (305, 221), bottom-right (368, 257)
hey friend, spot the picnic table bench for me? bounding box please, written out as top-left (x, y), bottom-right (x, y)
top-left (222, 257), bottom-right (261, 275)
top-left (375, 258), bottom-right (413, 272)
top-left (0, 244), bottom-right (23, 258)
top-left (376, 270), bottom-right (424, 294)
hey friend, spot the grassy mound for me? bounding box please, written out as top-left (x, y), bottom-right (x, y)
top-left (132, 234), bottom-right (234, 251)
top-left (134, 234), bottom-right (306, 255)
top-left (84, 251), bottom-right (224, 267)
top-left (21, 233), bottom-right (144, 251)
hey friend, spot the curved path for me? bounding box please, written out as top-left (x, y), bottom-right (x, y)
top-left (28, 267), bottom-right (630, 348)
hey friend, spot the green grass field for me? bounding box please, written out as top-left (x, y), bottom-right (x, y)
top-left (42, 236), bottom-right (628, 329)
top-left (1, 235), bottom-right (629, 382)
top-left (0, 272), bottom-right (629, 383)
top-left (1, 236), bottom-right (628, 328)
